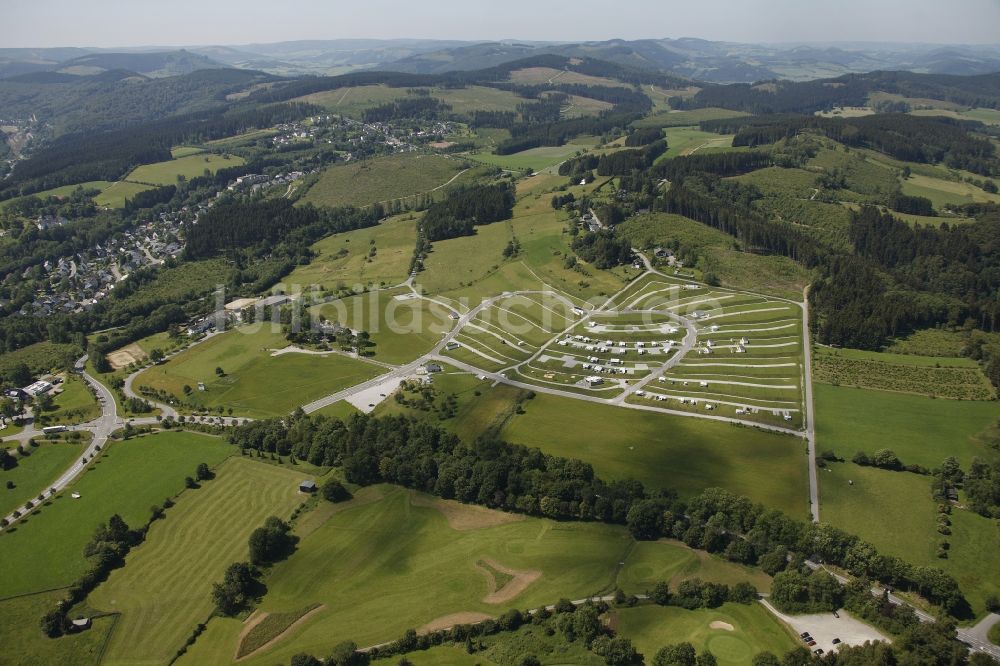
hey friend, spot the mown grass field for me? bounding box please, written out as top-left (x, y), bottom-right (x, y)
top-left (0, 589), bottom-right (115, 666)
top-left (901, 173), bottom-right (1000, 209)
top-left (634, 108), bottom-right (749, 129)
top-left (125, 153), bottom-right (245, 186)
top-left (300, 153), bottom-right (467, 208)
top-left (503, 393), bottom-right (809, 516)
top-left (170, 145), bottom-right (206, 158)
top-left (93, 180), bottom-right (157, 208)
top-left (0, 440), bottom-right (84, 518)
top-left (612, 603), bottom-right (797, 665)
top-left (0, 431), bottom-right (233, 597)
top-left (814, 383), bottom-right (1000, 468)
top-left (467, 137), bottom-right (599, 173)
top-left (819, 460), bottom-right (1000, 618)
top-left (661, 127), bottom-right (736, 158)
top-left (285, 214), bottom-right (417, 289)
top-left (178, 485), bottom-right (770, 665)
top-left (42, 374), bottom-right (100, 424)
top-left (312, 289), bottom-right (450, 364)
top-left (135, 326), bottom-right (381, 417)
top-left (89, 457), bottom-right (308, 666)
top-left (814, 346), bottom-right (994, 400)
top-left (507, 67), bottom-right (630, 88)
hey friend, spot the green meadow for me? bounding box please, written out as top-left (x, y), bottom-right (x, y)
top-left (134, 326), bottom-right (382, 417)
top-left (612, 603), bottom-right (797, 665)
top-left (125, 153), bottom-right (245, 186)
top-left (814, 383), bottom-right (1000, 468)
top-left (0, 440), bottom-right (85, 518)
top-left (312, 289), bottom-right (450, 365)
top-left (89, 457), bottom-right (308, 666)
top-left (285, 214), bottom-right (417, 289)
top-left (0, 431), bottom-right (233, 597)
top-left (503, 393), bottom-right (809, 517)
top-left (0, 590), bottom-right (115, 666)
top-left (819, 461), bottom-right (1000, 618)
top-left (300, 153), bottom-right (467, 209)
top-left (179, 485), bottom-right (773, 665)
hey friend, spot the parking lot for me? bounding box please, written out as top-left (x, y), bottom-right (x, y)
top-left (758, 599), bottom-right (891, 655)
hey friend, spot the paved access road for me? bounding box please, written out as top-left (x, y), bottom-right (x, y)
top-left (2, 357), bottom-right (122, 528)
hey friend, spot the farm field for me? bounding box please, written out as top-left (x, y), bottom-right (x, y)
top-left (633, 108), bottom-right (749, 128)
top-left (299, 153), bottom-right (468, 208)
top-left (611, 603), bottom-right (797, 665)
top-left (134, 326), bottom-right (382, 417)
top-left (170, 145), bottom-right (205, 158)
top-left (814, 346), bottom-right (994, 400)
top-left (178, 485), bottom-right (772, 665)
top-left (901, 173), bottom-right (1000, 209)
top-left (886, 328), bottom-right (972, 357)
top-left (0, 590), bottom-right (115, 666)
top-left (0, 180), bottom-right (115, 208)
top-left (814, 383), bottom-right (1000, 468)
top-left (124, 153), bottom-right (245, 186)
top-left (0, 431), bottom-right (233, 597)
top-left (285, 214), bottom-right (417, 289)
top-left (820, 461), bottom-right (1000, 618)
top-left (661, 126), bottom-right (736, 158)
top-left (467, 137), bottom-right (600, 172)
top-left (93, 180), bottom-right (157, 208)
top-left (507, 66), bottom-right (629, 88)
top-left (911, 107), bottom-right (1000, 126)
top-left (0, 439), bottom-right (85, 518)
top-left (503, 393), bottom-right (809, 516)
top-left (88, 456), bottom-right (308, 666)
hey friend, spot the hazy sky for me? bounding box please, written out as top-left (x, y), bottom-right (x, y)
top-left (4, 0), bottom-right (999, 48)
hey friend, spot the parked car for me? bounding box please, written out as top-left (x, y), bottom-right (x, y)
top-left (800, 632), bottom-right (810, 638)
top-left (814, 649), bottom-right (824, 655)
top-left (832, 638), bottom-right (842, 645)
top-left (807, 641), bottom-right (817, 647)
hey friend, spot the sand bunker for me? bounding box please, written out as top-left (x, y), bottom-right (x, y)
top-left (418, 612), bottom-right (493, 634)
top-left (710, 620), bottom-right (735, 631)
top-left (410, 493), bottom-right (525, 531)
top-left (107, 343), bottom-right (146, 370)
top-left (475, 557), bottom-right (542, 604)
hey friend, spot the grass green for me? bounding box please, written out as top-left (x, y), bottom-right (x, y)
top-left (300, 153), bottom-right (467, 208)
top-left (0, 590), bottom-right (115, 666)
top-left (612, 603), bottom-right (797, 665)
top-left (661, 127), bottom-right (736, 158)
top-left (0, 440), bottom-right (85, 518)
top-left (88, 456), bottom-right (309, 666)
top-left (0, 431), bottom-right (233, 597)
top-left (819, 461), bottom-right (1000, 618)
top-left (93, 180), bottom-right (157, 208)
top-left (285, 214), bottom-right (417, 289)
top-left (125, 153), bottom-right (245, 186)
top-left (503, 393), bottom-right (809, 517)
top-left (901, 173), bottom-right (1000, 209)
top-left (467, 137), bottom-right (599, 173)
top-left (134, 326), bottom-right (381, 417)
top-left (634, 108), bottom-right (749, 129)
top-left (42, 374), bottom-right (101, 425)
top-left (312, 289), bottom-right (450, 365)
top-left (814, 383), bottom-right (1000, 468)
top-left (178, 485), bottom-right (770, 665)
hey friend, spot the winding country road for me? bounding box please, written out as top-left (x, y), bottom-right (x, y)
top-left (2, 357), bottom-right (121, 528)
